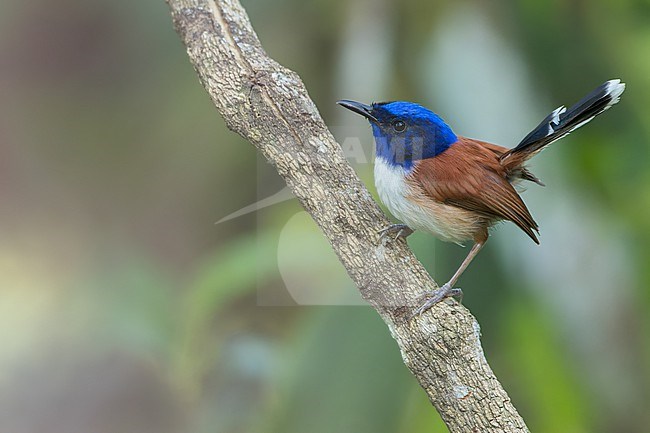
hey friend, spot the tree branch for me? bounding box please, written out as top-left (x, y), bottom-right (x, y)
top-left (165, 0), bottom-right (530, 431)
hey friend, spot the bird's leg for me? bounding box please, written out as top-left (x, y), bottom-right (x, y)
top-left (412, 240), bottom-right (486, 317)
top-left (378, 224), bottom-right (414, 243)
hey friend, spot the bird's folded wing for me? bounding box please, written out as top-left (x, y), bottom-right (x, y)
top-left (410, 138), bottom-right (540, 243)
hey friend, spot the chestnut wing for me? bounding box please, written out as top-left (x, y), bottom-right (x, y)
top-left (412, 138), bottom-right (539, 243)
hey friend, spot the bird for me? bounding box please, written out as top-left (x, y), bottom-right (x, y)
top-left (337, 79), bottom-right (625, 315)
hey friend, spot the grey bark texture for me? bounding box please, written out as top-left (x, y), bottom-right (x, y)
top-left (166, 0), bottom-right (530, 431)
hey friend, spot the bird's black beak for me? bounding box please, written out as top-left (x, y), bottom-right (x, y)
top-left (336, 100), bottom-right (378, 123)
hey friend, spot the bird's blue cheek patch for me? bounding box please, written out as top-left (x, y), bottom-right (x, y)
top-left (371, 125), bottom-right (456, 169)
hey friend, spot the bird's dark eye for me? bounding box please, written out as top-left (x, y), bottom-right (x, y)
top-left (392, 120), bottom-right (406, 132)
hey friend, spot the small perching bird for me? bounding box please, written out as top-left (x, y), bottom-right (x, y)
top-left (338, 79), bottom-right (625, 315)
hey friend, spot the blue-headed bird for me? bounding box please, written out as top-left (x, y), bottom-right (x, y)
top-left (338, 79), bottom-right (625, 315)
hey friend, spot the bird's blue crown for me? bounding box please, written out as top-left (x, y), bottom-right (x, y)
top-left (370, 101), bottom-right (457, 169)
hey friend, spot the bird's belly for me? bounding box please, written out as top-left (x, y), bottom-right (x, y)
top-left (374, 159), bottom-right (482, 244)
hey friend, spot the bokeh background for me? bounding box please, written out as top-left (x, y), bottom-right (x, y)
top-left (1, 0), bottom-right (649, 432)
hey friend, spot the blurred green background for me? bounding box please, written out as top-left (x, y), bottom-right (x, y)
top-left (1, 0), bottom-right (649, 432)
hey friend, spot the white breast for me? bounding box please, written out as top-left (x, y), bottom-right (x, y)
top-left (373, 157), bottom-right (481, 244)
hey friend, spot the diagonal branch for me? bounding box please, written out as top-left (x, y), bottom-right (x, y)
top-left (166, 0), bottom-right (530, 431)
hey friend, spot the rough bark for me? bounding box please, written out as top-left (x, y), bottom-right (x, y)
top-left (165, 1), bottom-right (530, 431)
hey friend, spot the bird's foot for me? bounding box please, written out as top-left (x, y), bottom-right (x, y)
top-left (378, 224), bottom-right (413, 243)
top-left (411, 283), bottom-right (463, 318)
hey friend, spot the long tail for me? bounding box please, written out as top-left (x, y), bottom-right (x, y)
top-left (500, 79), bottom-right (625, 165)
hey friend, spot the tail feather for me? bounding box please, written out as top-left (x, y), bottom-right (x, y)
top-left (501, 79), bottom-right (625, 164)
